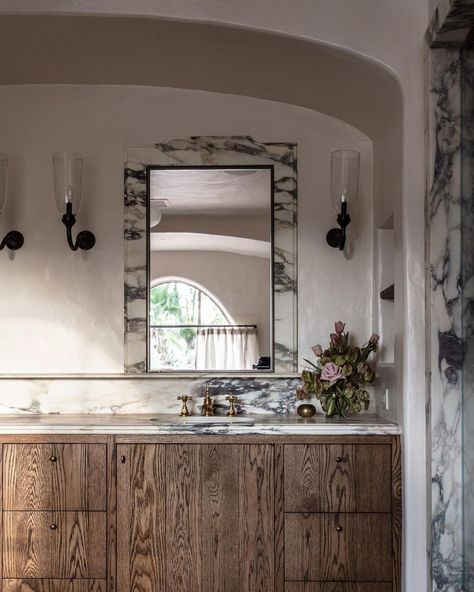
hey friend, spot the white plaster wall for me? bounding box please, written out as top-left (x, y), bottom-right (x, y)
top-left (0, 84), bottom-right (373, 374)
top-left (150, 251), bottom-right (271, 356)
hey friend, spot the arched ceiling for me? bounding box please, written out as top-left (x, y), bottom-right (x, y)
top-left (0, 15), bottom-right (402, 141)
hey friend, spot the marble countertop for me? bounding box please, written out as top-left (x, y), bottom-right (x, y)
top-left (0, 414), bottom-right (401, 435)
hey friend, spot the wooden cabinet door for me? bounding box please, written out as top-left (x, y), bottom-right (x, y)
top-left (284, 445), bottom-right (391, 513)
top-left (3, 444), bottom-right (106, 511)
top-left (284, 513), bottom-right (392, 582)
top-left (117, 444), bottom-right (274, 592)
top-left (3, 511), bottom-right (106, 579)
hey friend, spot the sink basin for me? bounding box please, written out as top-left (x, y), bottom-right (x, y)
top-left (151, 415), bottom-right (254, 424)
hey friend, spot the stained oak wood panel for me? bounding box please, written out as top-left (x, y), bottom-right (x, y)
top-left (116, 444), bottom-right (166, 592)
top-left (51, 444), bottom-right (106, 511)
top-left (200, 445), bottom-right (239, 592)
top-left (3, 512), bottom-right (106, 579)
top-left (3, 444), bottom-right (106, 510)
top-left (274, 444), bottom-right (285, 592)
top-left (284, 445), bottom-right (391, 512)
top-left (391, 436), bottom-right (402, 592)
top-left (166, 445), bottom-right (202, 592)
top-left (284, 513), bottom-right (392, 582)
top-left (2, 580), bottom-right (106, 592)
top-left (239, 445), bottom-right (274, 592)
top-left (285, 584), bottom-right (392, 592)
top-left (3, 445), bottom-right (52, 510)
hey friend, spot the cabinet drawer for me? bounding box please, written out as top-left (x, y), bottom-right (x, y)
top-left (284, 445), bottom-right (391, 512)
top-left (2, 580), bottom-right (106, 592)
top-left (285, 584), bottom-right (392, 592)
top-left (3, 444), bottom-right (106, 510)
top-left (3, 512), bottom-right (106, 579)
top-left (285, 513), bottom-right (392, 582)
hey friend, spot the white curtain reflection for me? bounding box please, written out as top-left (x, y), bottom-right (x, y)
top-left (196, 327), bottom-right (259, 370)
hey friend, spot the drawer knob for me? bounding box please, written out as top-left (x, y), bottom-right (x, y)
top-left (336, 525), bottom-right (343, 532)
top-left (120, 455), bottom-right (126, 464)
top-left (50, 456), bottom-right (57, 463)
top-left (335, 456), bottom-right (343, 463)
top-left (50, 524), bottom-right (57, 530)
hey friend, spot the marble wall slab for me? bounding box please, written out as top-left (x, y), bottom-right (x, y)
top-left (427, 0), bottom-right (474, 48)
top-left (428, 47), bottom-right (464, 592)
top-left (0, 376), bottom-right (303, 416)
top-left (461, 40), bottom-right (474, 592)
top-left (124, 136), bottom-right (298, 374)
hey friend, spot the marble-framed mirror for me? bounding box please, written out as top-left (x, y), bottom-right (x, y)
top-left (124, 136), bottom-right (297, 375)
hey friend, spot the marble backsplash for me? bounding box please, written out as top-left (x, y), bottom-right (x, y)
top-left (0, 376), bottom-right (303, 416)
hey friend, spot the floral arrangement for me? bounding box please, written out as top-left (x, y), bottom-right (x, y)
top-left (297, 321), bottom-right (379, 418)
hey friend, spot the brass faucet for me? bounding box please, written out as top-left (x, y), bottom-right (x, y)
top-left (225, 395), bottom-right (238, 417)
top-left (201, 388), bottom-right (214, 416)
top-left (177, 395), bottom-right (192, 417)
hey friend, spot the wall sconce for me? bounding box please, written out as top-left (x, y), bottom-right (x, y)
top-left (326, 149), bottom-right (360, 251)
top-left (0, 153), bottom-right (24, 251)
top-left (53, 151), bottom-right (95, 251)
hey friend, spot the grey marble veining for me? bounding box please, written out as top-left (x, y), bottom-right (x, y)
top-left (124, 136), bottom-right (298, 375)
top-left (427, 0), bottom-right (474, 48)
top-left (429, 48), bottom-right (464, 592)
top-left (0, 413), bottom-right (400, 435)
top-left (462, 40), bottom-right (474, 592)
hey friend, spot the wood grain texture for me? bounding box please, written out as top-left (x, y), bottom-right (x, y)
top-left (274, 444), bottom-right (285, 592)
top-left (2, 580), bottom-right (106, 592)
top-left (3, 512), bottom-right (106, 579)
top-left (3, 445), bottom-right (52, 510)
top-left (285, 584), bottom-right (392, 592)
top-left (239, 444), bottom-right (274, 592)
top-left (3, 444), bottom-right (106, 511)
top-left (200, 445), bottom-right (239, 592)
top-left (106, 439), bottom-right (115, 592)
top-left (284, 513), bottom-right (392, 582)
top-left (284, 445), bottom-right (391, 513)
top-left (51, 445), bottom-right (106, 511)
top-left (116, 444), bottom-right (166, 592)
top-left (166, 445), bottom-right (202, 592)
top-left (391, 436), bottom-right (402, 592)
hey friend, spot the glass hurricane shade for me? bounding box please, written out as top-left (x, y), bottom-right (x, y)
top-left (330, 149), bottom-right (360, 213)
top-left (53, 151), bottom-right (83, 215)
top-left (0, 153), bottom-right (7, 215)
top-left (149, 202), bottom-right (162, 228)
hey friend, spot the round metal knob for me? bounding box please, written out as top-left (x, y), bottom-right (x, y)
top-left (50, 456), bottom-right (57, 463)
top-left (50, 524), bottom-right (57, 530)
top-left (120, 455), bottom-right (126, 464)
top-left (336, 525), bottom-right (343, 532)
top-left (335, 456), bottom-right (343, 463)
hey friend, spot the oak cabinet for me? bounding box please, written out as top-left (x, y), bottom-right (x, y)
top-left (0, 434), bottom-right (400, 592)
top-left (116, 444), bottom-right (274, 592)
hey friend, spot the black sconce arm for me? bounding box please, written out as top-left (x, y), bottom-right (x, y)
top-left (62, 203), bottom-right (95, 251)
top-left (326, 201), bottom-right (351, 251)
top-left (0, 230), bottom-right (24, 251)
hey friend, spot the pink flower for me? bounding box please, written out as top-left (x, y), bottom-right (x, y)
top-left (369, 333), bottom-right (380, 347)
top-left (320, 362), bottom-right (344, 385)
top-left (330, 333), bottom-right (339, 345)
top-left (334, 321), bottom-right (345, 334)
top-left (312, 344), bottom-right (323, 357)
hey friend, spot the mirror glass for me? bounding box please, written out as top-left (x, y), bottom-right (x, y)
top-left (147, 166), bottom-right (273, 372)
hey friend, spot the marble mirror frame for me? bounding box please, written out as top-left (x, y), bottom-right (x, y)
top-left (124, 136), bottom-right (298, 375)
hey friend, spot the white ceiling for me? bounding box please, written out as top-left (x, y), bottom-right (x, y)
top-left (149, 168), bottom-right (271, 214)
top-left (150, 232), bottom-right (271, 258)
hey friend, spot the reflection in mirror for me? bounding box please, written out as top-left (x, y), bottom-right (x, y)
top-left (147, 166), bottom-right (273, 372)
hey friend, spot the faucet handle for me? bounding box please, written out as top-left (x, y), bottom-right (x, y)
top-left (225, 395), bottom-right (238, 417)
top-left (177, 395), bottom-right (192, 417)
